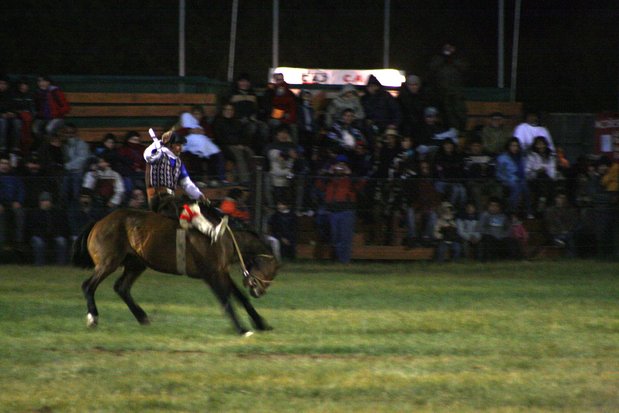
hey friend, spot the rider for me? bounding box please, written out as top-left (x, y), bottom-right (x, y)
top-left (143, 129), bottom-right (227, 241)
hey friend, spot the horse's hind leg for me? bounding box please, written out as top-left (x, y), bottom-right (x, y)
top-left (82, 264), bottom-right (118, 327)
top-left (113, 258), bottom-right (149, 325)
top-left (230, 282), bottom-right (271, 331)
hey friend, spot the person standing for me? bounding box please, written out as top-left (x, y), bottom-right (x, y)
top-left (26, 191), bottom-right (69, 265)
top-left (32, 76), bottom-right (71, 147)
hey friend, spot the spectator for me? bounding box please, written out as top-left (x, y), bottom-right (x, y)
top-left (325, 84), bottom-right (365, 128)
top-left (325, 108), bottom-right (366, 158)
top-left (513, 110), bottom-right (555, 153)
top-left (225, 72), bottom-right (269, 152)
top-left (0, 154), bottom-right (25, 251)
top-left (588, 156), bottom-right (619, 258)
top-left (415, 106), bottom-right (456, 156)
top-left (81, 154), bottom-right (125, 212)
top-left (94, 133), bottom-right (123, 171)
top-left (525, 136), bottom-right (557, 214)
top-left (180, 105), bottom-right (226, 184)
top-left (476, 197), bottom-right (516, 261)
top-left (127, 188), bottom-right (147, 209)
top-left (32, 75), bottom-right (70, 147)
top-left (11, 78), bottom-right (36, 155)
top-left (463, 138), bottom-right (502, 210)
top-left (0, 76), bottom-right (20, 154)
top-left (59, 124), bottom-right (91, 207)
top-left (116, 131), bottom-right (147, 196)
top-left (262, 72), bottom-right (298, 143)
top-left (20, 152), bottom-right (59, 210)
top-left (267, 199), bottom-right (298, 260)
top-left (496, 137), bottom-right (533, 217)
top-left (361, 74), bottom-right (401, 141)
top-left (264, 125), bottom-right (305, 208)
top-left (544, 192), bottom-right (580, 257)
top-left (297, 90), bottom-right (319, 151)
top-left (68, 190), bottom-right (101, 242)
top-left (426, 43), bottom-right (468, 131)
top-left (402, 159), bottom-right (441, 247)
top-left (220, 187), bottom-right (251, 222)
top-left (213, 103), bottom-right (255, 184)
top-left (433, 138), bottom-right (467, 209)
top-left (315, 155), bottom-right (364, 264)
top-left (509, 212), bottom-right (529, 259)
top-left (397, 74), bottom-right (428, 138)
top-left (26, 191), bottom-right (69, 265)
top-left (456, 201), bottom-right (481, 259)
top-left (434, 201), bottom-right (462, 262)
top-left (480, 112), bottom-right (512, 155)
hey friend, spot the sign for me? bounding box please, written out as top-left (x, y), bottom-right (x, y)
top-left (594, 113), bottom-right (619, 162)
top-left (269, 67), bottom-right (406, 88)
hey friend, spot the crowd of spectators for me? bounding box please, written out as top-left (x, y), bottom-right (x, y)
top-left (1, 62), bottom-right (618, 265)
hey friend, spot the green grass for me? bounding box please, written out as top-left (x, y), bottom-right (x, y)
top-left (1, 261), bottom-right (618, 412)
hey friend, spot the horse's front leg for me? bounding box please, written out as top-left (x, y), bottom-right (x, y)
top-left (230, 282), bottom-right (272, 331)
top-left (206, 276), bottom-right (253, 337)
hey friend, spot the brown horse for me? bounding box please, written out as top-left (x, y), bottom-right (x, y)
top-left (72, 206), bottom-right (279, 336)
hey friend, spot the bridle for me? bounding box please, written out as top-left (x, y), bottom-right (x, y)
top-left (225, 222), bottom-right (275, 291)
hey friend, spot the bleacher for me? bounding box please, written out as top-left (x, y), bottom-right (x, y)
top-left (59, 86), bottom-right (563, 261)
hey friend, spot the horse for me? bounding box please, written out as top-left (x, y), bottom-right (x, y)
top-left (72, 204), bottom-right (279, 336)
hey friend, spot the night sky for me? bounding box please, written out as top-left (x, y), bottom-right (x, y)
top-left (2, 0), bottom-right (618, 112)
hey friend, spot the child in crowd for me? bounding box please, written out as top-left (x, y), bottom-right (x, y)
top-left (434, 201), bottom-right (462, 262)
top-left (267, 200), bottom-right (297, 260)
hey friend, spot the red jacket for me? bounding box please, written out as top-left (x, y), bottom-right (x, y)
top-left (316, 175), bottom-right (365, 212)
top-left (34, 86), bottom-right (71, 119)
top-left (220, 197), bottom-right (250, 221)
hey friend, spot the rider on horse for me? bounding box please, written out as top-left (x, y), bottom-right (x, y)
top-left (143, 129), bottom-right (227, 242)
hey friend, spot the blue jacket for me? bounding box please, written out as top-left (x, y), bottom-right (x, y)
top-left (0, 174), bottom-right (25, 204)
top-left (496, 152), bottom-right (525, 186)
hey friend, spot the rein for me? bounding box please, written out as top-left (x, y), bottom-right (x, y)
top-left (224, 222), bottom-right (274, 289)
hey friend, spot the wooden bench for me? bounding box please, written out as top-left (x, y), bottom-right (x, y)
top-left (64, 92), bottom-right (218, 143)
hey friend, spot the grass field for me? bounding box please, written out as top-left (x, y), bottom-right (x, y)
top-left (0, 260), bottom-right (618, 412)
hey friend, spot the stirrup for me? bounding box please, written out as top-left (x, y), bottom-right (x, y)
top-left (212, 215), bottom-right (228, 241)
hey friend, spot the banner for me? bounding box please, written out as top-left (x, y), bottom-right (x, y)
top-left (594, 113), bottom-right (619, 162)
top-left (269, 67), bottom-right (406, 88)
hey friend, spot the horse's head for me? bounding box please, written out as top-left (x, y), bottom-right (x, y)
top-left (244, 253), bottom-right (279, 298)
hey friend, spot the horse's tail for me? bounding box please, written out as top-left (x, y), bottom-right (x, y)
top-left (72, 221), bottom-right (96, 268)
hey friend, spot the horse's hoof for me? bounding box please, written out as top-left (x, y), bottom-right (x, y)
top-left (139, 317), bottom-right (151, 326)
top-left (242, 331), bottom-right (254, 338)
top-left (86, 313), bottom-right (98, 328)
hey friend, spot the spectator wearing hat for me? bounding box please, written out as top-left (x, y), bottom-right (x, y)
top-left (325, 84), bottom-right (365, 128)
top-left (26, 191), bottom-right (69, 265)
top-left (315, 154), bottom-right (365, 263)
top-left (32, 75), bottom-right (71, 147)
top-left (0, 154), bottom-right (25, 251)
top-left (361, 75), bottom-right (401, 143)
top-left (81, 154), bottom-right (125, 212)
top-left (397, 74), bottom-right (428, 138)
top-left (480, 112), bottom-right (512, 155)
